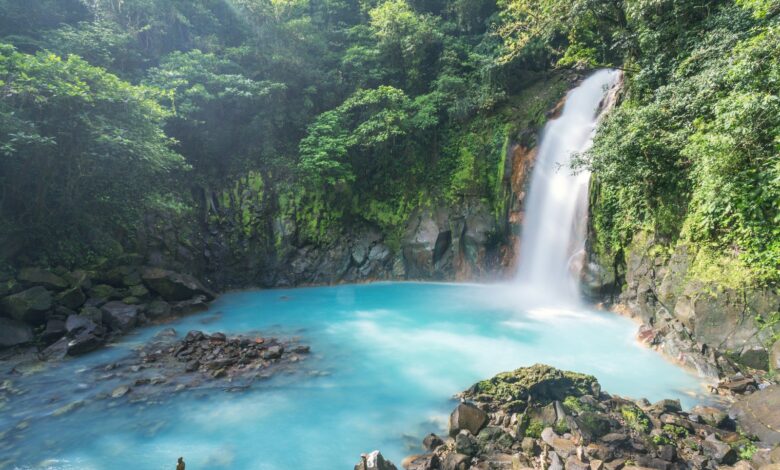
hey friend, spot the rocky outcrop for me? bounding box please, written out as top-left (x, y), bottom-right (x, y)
top-left (388, 365), bottom-right (772, 470)
top-left (584, 232), bottom-right (780, 378)
top-left (0, 263), bottom-right (215, 357)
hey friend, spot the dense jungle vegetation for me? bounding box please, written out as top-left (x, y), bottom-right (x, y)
top-left (0, 0), bottom-right (778, 286)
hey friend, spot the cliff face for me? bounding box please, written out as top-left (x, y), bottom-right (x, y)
top-left (582, 228), bottom-right (780, 377)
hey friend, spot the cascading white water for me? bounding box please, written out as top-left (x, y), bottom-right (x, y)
top-left (515, 69), bottom-right (620, 300)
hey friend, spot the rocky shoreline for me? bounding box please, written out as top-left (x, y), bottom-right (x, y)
top-left (357, 365), bottom-right (780, 470)
top-left (0, 263), bottom-right (215, 361)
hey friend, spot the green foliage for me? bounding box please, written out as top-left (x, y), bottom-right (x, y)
top-left (0, 44), bottom-right (184, 264)
top-left (524, 419), bottom-right (545, 438)
top-left (621, 405), bottom-right (651, 434)
top-left (581, 3), bottom-right (780, 285)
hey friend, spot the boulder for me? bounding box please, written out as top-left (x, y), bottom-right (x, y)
top-left (769, 340), bottom-right (780, 374)
top-left (455, 430), bottom-right (478, 456)
top-left (422, 433), bottom-right (444, 451)
top-left (0, 286), bottom-right (52, 324)
top-left (441, 453), bottom-right (470, 470)
top-left (41, 318), bottom-right (67, 343)
top-left (18, 267), bottom-right (68, 290)
top-left (56, 286), bottom-right (86, 310)
top-left (701, 434), bottom-right (737, 465)
top-left (141, 268), bottom-right (215, 302)
top-left (88, 284), bottom-right (119, 301)
top-left (354, 451), bottom-right (398, 470)
top-left (79, 306), bottom-right (104, 324)
top-left (65, 314), bottom-right (98, 334)
top-left (449, 402), bottom-right (489, 437)
top-left (739, 346), bottom-right (769, 370)
top-left (691, 405), bottom-right (729, 428)
top-left (66, 329), bottom-right (105, 355)
top-left (101, 301), bottom-right (139, 332)
top-left (0, 317), bottom-right (33, 348)
top-left (146, 300), bottom-right (172, 319)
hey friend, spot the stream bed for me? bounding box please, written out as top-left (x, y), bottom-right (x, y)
top-left (1, 282), bottom-right (707, 469)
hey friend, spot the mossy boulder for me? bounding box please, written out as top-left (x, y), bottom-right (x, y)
top-left (0, 286), bottom-right (52, 324)
top-left (56, 286), bottom-right (86, 310)
top-left (463, 364), bottom-right (600, 412)
top-left (18, 267), bottom-right (68, 291)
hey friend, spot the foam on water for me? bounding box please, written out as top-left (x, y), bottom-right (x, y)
top-left (3, 282), bottom-right (708, 469)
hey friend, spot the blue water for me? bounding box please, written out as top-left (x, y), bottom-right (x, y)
top-left (1, 282), bottom-right (707, 469)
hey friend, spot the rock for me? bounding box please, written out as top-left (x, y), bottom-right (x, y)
top-left (141, 267), bottom-right (215, 302)
top-left (590, 460), bottom-right (605, 470)
top-left (652, 399), bottom-right (681, 413)
top-left (88, 284), bottom-right (119, 301)
top-left (79, 306), bottom-right (103, 324)
top-left (354, 451), bottom-right (398, 470)
top-left (0, 317), bottom-right (33, 348)
top-left (566, 456), bottom-right (590, 470)
top-left (111, 385), bottom-right (131, 398)
top-left (701, 434), bottom-right (737, 465)
top-left (739, 346), bottom-right (769, 370)
top-left (55, 286), bottom-right (86, 310)
top-left (41, 337), bottom-right (69, 360)
top-left (769, 340), bottom-right (780, 374)
top-left (402, 454), bottom-right (439, 470)
top-left (41, 318), bottom-right (66, 343)
top-left (549, 452), bottom-right (564, 470)
top-left (262, 345), bottom-right (284, 360)
top-left (455, 430), bottom-right (478, 456)
top-left (476, 426), bottom-right (514, 450)
top-left (66, 329), bottom-right (105, 355)
top-left (0, 286), bottom-right (52, 324)
top-left (101, 301), bottom-right (139, 332)
top-left (449, 402), bottom-right (489, 437)
top-left (65, 314), bottom-right (98, 334)
top-left (422, 433), bottom-right (444, 451)
top-left (576, 411), bottom-right (612, 438)
top-left (463, 364), bottom-right (599, 412)
top-left (691, 405), bottom-right (729, 428)
top-left (129, 284), bottom-right (150, 300)
top-left (18, 268), bottom-right (68, 290)
top-left (170, 296), bottom-right (209, 315)
top-left (146, 300), bottom-right (171, 319)
top-left (730, 385), bottom-right (780, 446)
top-left (441, 453), bottom-right (470, 470)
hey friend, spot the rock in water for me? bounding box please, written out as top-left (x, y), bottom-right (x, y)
top-left (0, 317), bottom-right (33, 348)
top-left (449, 402), bottom-right (488, 437)
top-left (141, 267), bottom-right (215, 301)
top-left (0, 286), bottom-right (52, 324)
top-left (101, 301), bottom-right (139, 332)
top-left (354, 451), bottom-right (398, 470)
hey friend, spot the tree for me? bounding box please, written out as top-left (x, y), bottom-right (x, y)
top-left (0, 44), bottom-right (184, 264)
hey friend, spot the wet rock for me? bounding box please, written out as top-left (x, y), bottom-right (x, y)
top-left (262, 345), bottom-right (283, 360)
top-left (18, 268), bottom-right (68, 291)
top-left (422, 433), bottom-right (444, 451)
top-left (449, 402), bottom-right (488, 437)
top-left (0, 286), bottom-right (52, 324)
top-left (111, 385), bottom-right (131, 398)
top-left (41, 337), bottom-right (69, 360)
top-left (354, 450), bottom-right (398, 470)
top-left (0, 317), bottom-right (33, 348)
top-left (170, 295), bottom-right (209, 315)
top-left (66, 328), bottom-right (105, 355)
top-left (101, 301), bottom-right (139, 332)
top-left (141, 267), bottom-right (215, 302)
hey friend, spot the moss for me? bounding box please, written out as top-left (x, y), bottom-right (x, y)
top-left (621, 405), bottom-right (651, 434)
top-left (525, 419), bottom-right (545, 439)
top-left (467, 364), bottom-right (599, 411)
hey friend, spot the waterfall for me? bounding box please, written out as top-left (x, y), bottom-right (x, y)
top-left (515, 69), bottom-right (621, 301)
